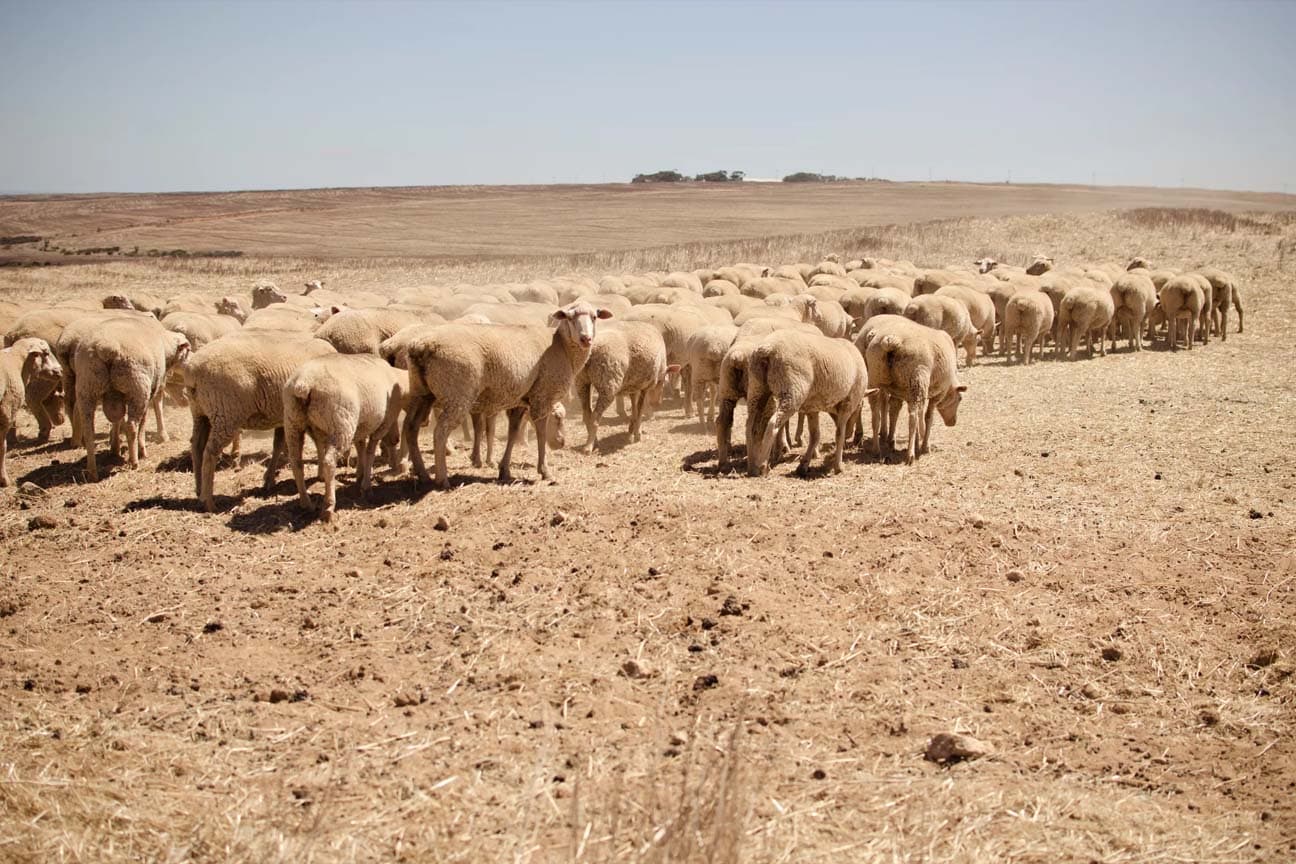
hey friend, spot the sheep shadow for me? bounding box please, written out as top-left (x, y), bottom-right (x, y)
top-left (681, 446), bottom-right (762, 479)
top-left (154, 451), bottom-right (265, 473)
top-left (17, 453), bottom-right (118, 489)
top-left (124, 494), bottom-right (214, 514)
top-left (668, 420), bottom-right (713, 436)
top-left (577, 430), bottom-right (636, 456)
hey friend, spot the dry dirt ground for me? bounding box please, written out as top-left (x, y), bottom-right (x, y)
top-left (0, 201), bottom-right (1293, 863)
top-left (3, 181), bottom-right (1295, 260)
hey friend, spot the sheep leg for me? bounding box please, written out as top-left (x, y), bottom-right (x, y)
top-left (578, 380), bottom-right (604, 454)
top-left (886, 398), bottom-right (902, 453)
top-left (716, 398), bottom-right (737, 470)
top-left (753, 405), bottom-right (789, 477)
top-left (402, 393), bottom-right (434, 484)
top-left (191, 415), bottom-right (211, 498)
top-left (904, 400), bottom-right (921, 465)
top-left (920, 399), bottom-right (937, 456)
top-left (796, 412), bottom-right (820, 476)
top-left (80, 399), bottom-right (99, 481)
top-left (829, 408), bottom-right (849, 474)
top-left (705, 382), bottom-right (717, 430)
top-left (152, 393), bottom-right (168, 442)
top-left (198, 422), bottom-right (236, 512)
top-left (498, 406), bottom-right (526, 484)
top-left (682, 365), bottom-right (694, 418)
top-left (318, 445), bottom-right (338, 523)
top-left (532, 409), bottom-right (553, 481)
top-left (0, 421), bottom-right (9, 486)
top-left (630, 389), bottom-right (647, 443)
top-left (286, 418), bottom-right (311, 510)
top-left (262, 427), bottom-right (286, 491)
top-left (1219, 298), bottom-right (1229, 342)
top-left (470, 413), bottom-right (486, 467)
top-left (359, 431), bottom-right (381, 495)
top-left (431, 407), bottom-right (461, 490)
top-left (868, 391), bottom-right (883, 454)
top-left (792, 413), bottom-right (804, 447)
top-left (1186, 314), bottom-right (1195, 350)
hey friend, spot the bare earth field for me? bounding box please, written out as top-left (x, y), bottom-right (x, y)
top-left (0, 188), bottom-right (1294, 863)
top-left (3, 181), bottom-right (1296, 260)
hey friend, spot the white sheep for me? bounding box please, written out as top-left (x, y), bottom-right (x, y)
top-left (0, 339), bottom-right (62, 486)
top-left (1158, 276), bottom-right (1204, 350)
top-left (1002, 291), bottom-right (1054, 365)
top-left (744, 329), bottom-right (871, 476)
top-left (859, 315), bottom-right (966, 464)
top-left (683, 324), bottom-right (739, 429)
top-left (73, 318), bottom-right (190, 480)
top-left (575, 322), bottom-right (674, 452)
top-left (1057, 284), bottom-right (1116, 360)
top-left (315, 307), bottom-right (431, 354)
top-left (1107, 274), bottom-right (1157, 352)
top-left (934, 284), bottom-right (996, 354)
top-left (186, 331), bottom-right (337, 511)
top-left (402, 300), bottom-right (612, 489)
top-left (283, 354), bottom-right (407, 522)
top-left (903, 294), bottom-right (978, 366)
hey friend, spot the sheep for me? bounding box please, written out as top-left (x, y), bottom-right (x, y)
top-left (215, 296), bottom-right (250, 323)
top-left (161, 311), bottom-right (243, 406)
top-left (903, 295), bottom-right (978, 366)
top-left (1002, 291), bottom-right (1054, 365)
top-left (859, 287), bottom-right (911, 323)
top-left (1107, 274), bottom-right (1157, 352)
top-left (1026, 255), bottom-right (1055, 276)
top-left (244, 304), bottom-right (319, 332)
top-left (315, 307), bottom-right (428, 354)
top-left (1195, 267), bottom-right (1239, 338)
top-left (460, 302), bottom-right (556, 327)
top-left (859, 315), bottom-right (966, 464)
top-left (251, 282), bottom-right (289, 309)
top-left (0, 339), bottom-right (62, 484)
top-left (974, 257), bottom-right (1000, 274)
top-left (703, 279), bottom-right (740, 298)
top-left (1127, 256), bottom-right (1153, 271)
top-left (401, 300), bottom-right (612, 489)
top-left (1184, 273), bottom-right (1215, 344)
top-left (662, 271), bottom-right (705, 294)
top-left (1158, 276), bottom-right (1204, 351)
top-left (805, 298), bottom-right (852, 338)
top-left (575, 322), bottom-right (674, 452)
top-left (622, 304), bottom-right (711, 410)
top-left (186, 331), bottom-right (337, 511)
top-left (282, 354), bottom-right (407, 522)
top-left (839, 286), bottom-right (880, 320)
top-left (744, 330), bottom-right (871, 476)
top-left (1057, 285), bottom-right (1116, 360)
top-left (808, 260), bottom-right (848, 280)
top-left (714, 318), bottom-right (819, 470)
top-left (161, 293), bottom-right (213, 318)
top-left (4, 307), bottom-right (87, 349)
top-left (54, 310), bottom-right (164, 450)
top-left (981, 278), bottom-right (1035, 354)
top-left (683, 324), bottom-right (739, 429)
top-left (913, 270), bottom-right (961, 296)
top-left (102, 291), bottom-right (164, 319)
top-left (934, 284), bottom-right (996, 354)
top-left (73, 318), bottom-right (190, 481)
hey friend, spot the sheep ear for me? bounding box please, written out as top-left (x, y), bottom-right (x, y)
top-left (331, 305), bottom-right (343, 315)
top-left (864, 387), bottom-right (880, 396)
top-left (955, 384), bottom-right (968, 393)
top-left (548, 309), bottom-right (568, 326)
top-left (596, 308), bottom-right (613, 320)
top-left (666, 364), bottom-right (681, 374)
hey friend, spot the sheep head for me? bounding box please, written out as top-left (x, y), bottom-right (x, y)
top-left (549, 301), bottom-right (612, 349)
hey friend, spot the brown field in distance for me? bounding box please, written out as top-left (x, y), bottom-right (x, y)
top-left (0, 186), bottom-right (1293, 863)
top-left (3, 180), bottom-right (1296, 259)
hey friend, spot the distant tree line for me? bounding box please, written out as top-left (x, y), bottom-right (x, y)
top-left (631, 170), bottom-right (745, 184)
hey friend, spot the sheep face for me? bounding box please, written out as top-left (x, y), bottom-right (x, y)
top-left (549, 302), bottom-right (613, 349)
top-left (252, 284), bottom-right (288, 309)
top-left (102, 294), bottom-right (134, 311)
top-left (216, 296), bottom-right (249, 322)
top-left (165, 332), bottom-right (192, 367)
top-left (303, 280), bottom-right (324, 294)
top-left (1026, 257), bottom-right (1054, 276)
top-left (935, 384), bottom-right (967, 427)
top-left (974, 258), bottom-right (999, 274)
top-left (790, 294), bottom-right (818, 322)
top-left (20, 341), bottom-right (62, 388)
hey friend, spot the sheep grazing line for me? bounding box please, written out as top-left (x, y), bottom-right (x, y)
top-left (0, 258), bottom-right (1246, 519)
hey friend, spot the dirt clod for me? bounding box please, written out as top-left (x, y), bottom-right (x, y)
top-left (434, 516), bottom-right (450, 531)
top-left (1247, 649), bottom-right (1279, 669)
top-left (692, 674), bottom-right (719, 691)
top-left (18, 482), bottom-right (47, 499)
top-left (1101, 646), bottom-right (1123, 662)
top-left (1005, 569), bottom-right (1024, 583)
top-left (719, 595), bottom-right (744, 616)
top-left (924, 732), bottom-right (994, 764)
top-left (550, 511), bottom-right (567, 527)
top-left (27, 515), bottom-right (58, 531)
top-left (619, 659), bottom-right (656, 680)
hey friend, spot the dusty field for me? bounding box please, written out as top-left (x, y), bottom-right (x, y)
top-left (0, 204), bottom-right (1294, 863)
top-left (3, 181), bottom-right (1296, 260)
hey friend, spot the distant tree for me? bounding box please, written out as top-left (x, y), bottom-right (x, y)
top-left (632, 170), bottom-right (685, 184)
top-left (728, 170), bottom-right (745, 182)
top-left (694, 170), bottom-right (730, 183)
top-left (783, 172), bottom-right (847, 183)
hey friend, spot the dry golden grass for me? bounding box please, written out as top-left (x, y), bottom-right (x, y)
top-left (0, 197), bottom-right (1294, 863)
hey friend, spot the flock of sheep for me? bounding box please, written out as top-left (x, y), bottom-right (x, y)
top-left (0, 254), bottom-right (1244, 521)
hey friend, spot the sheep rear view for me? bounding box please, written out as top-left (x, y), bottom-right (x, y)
top-left (745, 330), bottom-right (871, 477)
top-left (575, 322), bottom-right (673, 453)
top-left (283, 354), bottom-right (407, 522)
top-left (186, 331), bottom-right (337, 511)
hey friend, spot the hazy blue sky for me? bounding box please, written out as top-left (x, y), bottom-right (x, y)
top-left (2, 0), bottom-right (1293, 193)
